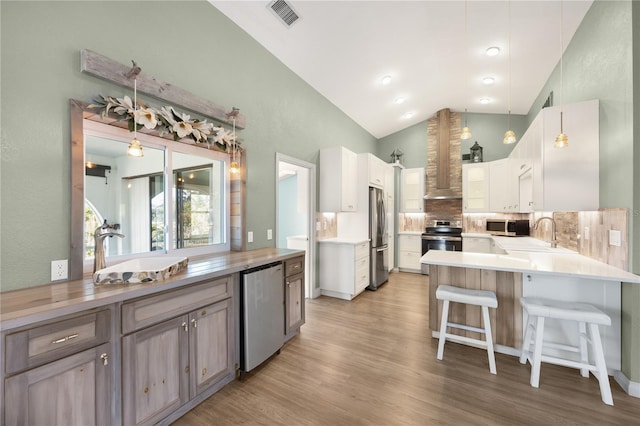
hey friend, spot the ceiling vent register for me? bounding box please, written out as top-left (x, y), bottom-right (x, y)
top-left (268, 0), bottom-right (300, 27)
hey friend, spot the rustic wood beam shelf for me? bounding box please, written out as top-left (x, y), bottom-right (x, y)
top-left (80, 49), bottom-right (246, 129)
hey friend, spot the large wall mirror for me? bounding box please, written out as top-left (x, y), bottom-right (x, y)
top-left (71, 100), bottom-right (231, 279)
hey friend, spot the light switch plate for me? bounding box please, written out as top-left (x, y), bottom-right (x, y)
top-left (609, 230), bottom-right (621, 247)
top-left (584, 226), bottom-right (590, 240)
top-left (267, 229), bottom-right (273, 240)
top-left (248, 231), bottom-right (254, 243)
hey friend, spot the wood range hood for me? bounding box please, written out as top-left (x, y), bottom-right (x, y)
top-left (425, 108), bottom-right (462, 200)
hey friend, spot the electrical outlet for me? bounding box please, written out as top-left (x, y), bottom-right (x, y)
top-left (609, 230), bottom-right (621, 247)
top-left (316, 221), bottom-right (321, 231)
top-left (51, 259), bottom-right (68, 281)
top-left (476, 219), bottom-right (483, 227)
top-left (267, 229), bottom-right (273, 240)
top-left (247, 231), bottom-right (254, 243)
top-left (584, 226), bottom-right (590, 240)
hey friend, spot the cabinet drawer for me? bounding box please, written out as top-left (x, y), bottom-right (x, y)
top-left (399, 250), bottom-right (421, 270)
top-left (122, 276), bottom-right (231, 335)
top-left (355, 241), bottom-right (369, 260)
top-left (285, 256), bottom-right (305, 277)
top-left (5, 309), bottom-right (110, 375)
top-left (398, 234), bottom-right (421, 251)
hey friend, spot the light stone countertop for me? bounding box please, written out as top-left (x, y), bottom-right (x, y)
top-left (398, 231), bottom-right (423, 235)
top-left (318, 237), bottom-right (370, 244)
top-left (421, 249), bottom-right (640, 284)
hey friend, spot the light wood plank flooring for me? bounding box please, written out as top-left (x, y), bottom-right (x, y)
top-left (175, 272), bottom-right (640, 425)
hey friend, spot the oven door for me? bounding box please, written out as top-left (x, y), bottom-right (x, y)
top-left (421, 235), bottom-right (462, 274)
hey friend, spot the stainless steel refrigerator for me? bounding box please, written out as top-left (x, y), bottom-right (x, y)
top-left (368, 187), bottom-right (389, 290)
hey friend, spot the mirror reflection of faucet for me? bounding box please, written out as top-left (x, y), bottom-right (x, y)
top-left (94, 220), bottom-right (125, 273)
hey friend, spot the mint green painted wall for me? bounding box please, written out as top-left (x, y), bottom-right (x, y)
top-left (0, 1), bottom-right (376, 291)
top-left (528, 0), bottom-right (639, 383)
top-left (377, 113), bottom-right (527, 168)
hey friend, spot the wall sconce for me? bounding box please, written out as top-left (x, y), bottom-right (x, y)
top-left (470, 141), bottom-right (483, 163)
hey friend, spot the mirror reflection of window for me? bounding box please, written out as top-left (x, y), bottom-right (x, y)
top-left (172, 152), bottom-right (224, 249)
top-left (84, 135), bottom-right (165, 259)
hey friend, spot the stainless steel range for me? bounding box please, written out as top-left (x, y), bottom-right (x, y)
top-left (421, 220), bottom-right (462, 274)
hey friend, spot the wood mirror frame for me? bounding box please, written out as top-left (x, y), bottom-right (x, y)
top-left (69, 99), bottom-right (246, 280)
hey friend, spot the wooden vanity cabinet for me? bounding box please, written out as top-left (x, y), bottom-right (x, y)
top-left (3, 308), bottom-right (113, 426)
top-left (121, 276), bottom-right (234, 426)
top-left (284, 256), bottom-right (305, 341)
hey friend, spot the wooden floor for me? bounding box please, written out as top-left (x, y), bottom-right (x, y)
top-left (175, 272), bottom-right (640, 425)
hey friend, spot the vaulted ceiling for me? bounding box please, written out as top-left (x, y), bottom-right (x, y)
top-left (210, 1), bottom-right (593, 139)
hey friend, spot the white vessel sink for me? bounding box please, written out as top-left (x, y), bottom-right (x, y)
top-left (93, 256), bottom-right (188, 285)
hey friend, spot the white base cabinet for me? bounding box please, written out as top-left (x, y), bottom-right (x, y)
top-left (319, 240), bottom-right (369, 300)
top-left (398, 234), bottom-right (422, 273)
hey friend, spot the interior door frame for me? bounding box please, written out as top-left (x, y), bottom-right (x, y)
top-left (275, 153), bottom-right (319, 299)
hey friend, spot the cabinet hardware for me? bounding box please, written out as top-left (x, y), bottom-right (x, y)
top-left (292, 264), bottom-right (300, 270)
top-left (201, 309), bottom-right (207, 316)
top-left (191, 318), bottom-right (197, 328)
top-left (182, 321), bottom-right (188, 331)
top-left (100, 353), bottom-right (108, 366)
top-left (51, 333), bottom-right (79, 344)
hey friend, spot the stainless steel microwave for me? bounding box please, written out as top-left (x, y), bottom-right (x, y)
top-left (486, 219), bottom-right (530, 236)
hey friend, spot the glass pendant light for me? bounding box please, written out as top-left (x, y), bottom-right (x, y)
top-left (503, 0), bottom-right (516, 145)
top-left (127, 78), bottom-right (144, 157)
top-left (554, 0), bottom-right (568, 148)
top-left (229, 115), bottom-right (239, 174)
top-left (461, 0), bottom-right (472, 140)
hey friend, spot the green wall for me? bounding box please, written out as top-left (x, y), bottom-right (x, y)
top-left (0, 1), bottom-right (376, 291)
top-left (377, 112), bottom-right (528, 168)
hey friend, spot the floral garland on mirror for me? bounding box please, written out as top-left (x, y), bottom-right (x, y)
top-left (87, 94), bottom-right (237, 152)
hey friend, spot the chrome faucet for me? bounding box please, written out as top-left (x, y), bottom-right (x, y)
top-left (94, 220), bottom-right (125, 273)
top-left (534, 216), bottom-right (557, 248)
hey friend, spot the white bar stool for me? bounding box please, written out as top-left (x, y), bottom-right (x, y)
top-left (436, 285), bottom-right (498, 374)
top-left (519, 297), bottom-right (613, 405)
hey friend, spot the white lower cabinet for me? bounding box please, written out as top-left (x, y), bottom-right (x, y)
top-left (398, 234), bottom-right (422, 273)
top-left (319, 240), bottom-right (369, 300)
top-left (462, 236), bottom-right (494, 253)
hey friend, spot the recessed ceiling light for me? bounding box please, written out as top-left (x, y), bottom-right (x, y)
top-left (402, 112), bottom-right (414, 119)
top-left (486, 46), bottom-right (500, 57)
top-left (381, 75), bottom-right (392, 85)
top-left (394, 97), bottom-right (405, 104)
top-left (482, 77), bottom-right (495, 85)
top-left (479, 97), bottom-right (491, 104)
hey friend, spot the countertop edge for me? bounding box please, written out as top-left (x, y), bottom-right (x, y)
top-left (1, 248), bottom-right (304, 331)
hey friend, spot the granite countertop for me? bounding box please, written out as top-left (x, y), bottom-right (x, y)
top-left (421, 249), bottom-right (640, 284)
top-left (1, 248), bottom-right (304, 330)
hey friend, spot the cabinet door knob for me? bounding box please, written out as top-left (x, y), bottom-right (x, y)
top-left (182, 321), bottom-right (188, 332)
top-left (191, 318), bottom-right (198, 328)
top-left (100, 353), bottom-right (108, 366)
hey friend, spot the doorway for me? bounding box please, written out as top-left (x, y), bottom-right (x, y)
top-left (276, 154), bottom-right (317, 298)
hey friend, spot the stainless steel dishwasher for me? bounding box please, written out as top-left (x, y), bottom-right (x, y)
top-left (240, 262), bottom-right (284, 376)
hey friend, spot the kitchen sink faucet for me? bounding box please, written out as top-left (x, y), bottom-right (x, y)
top-left (94, 220), bottom-right (125, 273)
top-left (534, 216), bottom-right (557, 248)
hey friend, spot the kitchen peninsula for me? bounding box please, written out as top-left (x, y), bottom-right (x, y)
top-left (421, 242), bottom-right (640, 384)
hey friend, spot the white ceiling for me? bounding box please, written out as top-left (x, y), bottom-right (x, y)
top-left (209, 0), bottom-right (593, 139)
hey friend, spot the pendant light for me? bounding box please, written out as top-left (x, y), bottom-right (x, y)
top-left (460, 0), bottom-right (472, 140)
top-left (127, 78), bottom-right (144, 157)
top-left (554, 0), bottom-right (568, 148)
top-left (229, 119), bottom-right (239, 174)
top-left (503, 0), bottom-right (516, 145)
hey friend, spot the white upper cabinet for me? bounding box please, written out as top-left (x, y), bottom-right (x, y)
top-left (462, 163), bottom-right (490, 212)
top-left (489, 158), bottom-right (518, 212)
top-left (400, 167), bottom-right (425, 212)
top-left (518, 99), bottom-right (599, 212)
top-left (365, 153), bottom-right (386, 188)
top-left (320, 146), bottom-right (358, 212)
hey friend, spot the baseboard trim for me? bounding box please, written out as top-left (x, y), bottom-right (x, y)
top-left (614, 370), bottom-right (640, 398)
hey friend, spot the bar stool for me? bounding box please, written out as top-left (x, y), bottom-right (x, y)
top-left (436, 285), bottom-right (498, 374)
top-left (519, 297), bottom-right (613, 405)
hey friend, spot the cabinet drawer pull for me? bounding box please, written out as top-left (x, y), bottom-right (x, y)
top-left (291, 264), bottom-right (300, 270)
top-left (191, 318), bottom-right (197, 328)
top-left (51, 333), bottom-right (79, 344)
top-left (100, 353), bottom-right (108, 366)
top-left (182, 321), bottom-right (188, 332)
